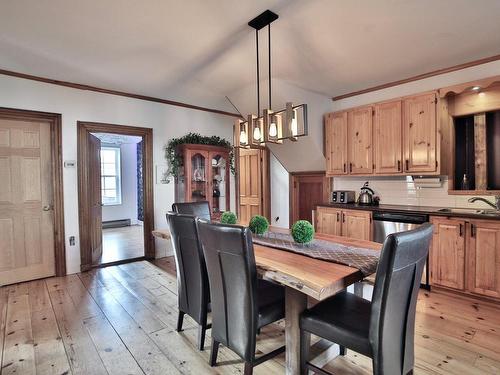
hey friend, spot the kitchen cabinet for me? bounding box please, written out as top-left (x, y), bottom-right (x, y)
top-left (315, 207), bottom-right (372, 241)
top-left (315, 207), bottom-right (342, 236)
top-left (348, 107), bottom-right (373, 174)
top-left (324, 90), bottom-right (441, 177)
top-left (374, 100), bottom-right (402, 174)
top-left (403, 92), bottom-right (437, 173)
top-left (174, 144), bottom-right (231, 220)
top-left (430, 217), bottom-right (466, 290)
top-left (468, 220), bottom-right (500, 298)
top-left (325, 112), bottom-right (348, 175)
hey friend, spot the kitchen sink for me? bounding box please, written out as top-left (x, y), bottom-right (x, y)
top-left (437, 208), bottom-right (500, 216)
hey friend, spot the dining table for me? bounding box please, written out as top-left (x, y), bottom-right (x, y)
top-left (253, 232), bottom-right (382, 375)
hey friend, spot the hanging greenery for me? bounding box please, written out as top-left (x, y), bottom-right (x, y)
top-left (164, 132), bottom-right (235, 178)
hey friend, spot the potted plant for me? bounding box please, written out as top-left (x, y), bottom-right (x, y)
top-left (291, 220), bottom-right (315, 244)
top-left (249, 215), bottom-right (269, 235)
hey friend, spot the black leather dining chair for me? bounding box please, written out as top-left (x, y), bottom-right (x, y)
top-left (166, 212), bottom-right (211, 350)
top-left (172, 201), bottom-right (211, 221)
top-left (300, 223), bottom-right (433, 375)
top-left (196, 220), bottom-right (286, 375)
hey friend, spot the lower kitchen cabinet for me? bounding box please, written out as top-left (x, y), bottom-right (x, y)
top-left (315, 207), bottom-right (372, 241)
top-left (430, 216), bottom-right (500, 301)
top-left (468, 220), bottom-right (500, 299)
top-left (430, 217), bottom-right (466, 290)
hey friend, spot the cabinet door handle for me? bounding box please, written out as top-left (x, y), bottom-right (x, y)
top-left (459, 223), bottom-right (463, 237)
top-left (342, 213), bottom-right (345, 223)
top-left (349, 163), bottom-right (353, 173)
top-left (405, 159), bottom-right (409, 171)
top-left (397, 160), bottom-right (401, 171)
top-left (336, 212), bottom-right (340, 222)
top-left (471, 224), bottom-right (475, 238)
top-left (343, 163), bottom-right (346, 173)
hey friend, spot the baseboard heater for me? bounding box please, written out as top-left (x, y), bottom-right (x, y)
top-left (102, 219), bottom-right (131, 229)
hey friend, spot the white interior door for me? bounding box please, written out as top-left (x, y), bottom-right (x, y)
top-left (0, 118), bottom-right (55, 285)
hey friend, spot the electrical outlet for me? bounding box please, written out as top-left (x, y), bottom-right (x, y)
top-left (69, 236), bottom-right (75, 246)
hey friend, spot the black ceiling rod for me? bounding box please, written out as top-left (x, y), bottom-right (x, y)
top-left (268, 23), bottom-right (271, 110)
top-left (256, 29), bottom-right (260, 115)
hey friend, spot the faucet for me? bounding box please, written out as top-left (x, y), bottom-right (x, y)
top-left (468, 195), bottom-right (500, 211)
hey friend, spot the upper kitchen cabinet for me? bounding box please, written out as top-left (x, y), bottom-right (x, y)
top-left (325, 90), bottom-right (443, 177)
top-left (374, 100), bottom-right (402, 174)
top-left (403, 92), bottom-right (437, 173)
top-left (348, 106), bottom-right (373, 174)
top-left (325, 112), bottom-right (348, 175)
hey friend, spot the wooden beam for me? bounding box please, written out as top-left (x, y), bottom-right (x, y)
top-left (0, 68), bottom-right (242, 118)
top-left (332, 54), bottom-right (500, 101)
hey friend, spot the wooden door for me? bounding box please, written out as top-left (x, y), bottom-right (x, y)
top-left (403, 92), bottom-right (437, 173)
top-left (290, 173), bottom-right (328, 224)
top-left (315, 207), bottom-right (342, 236)
top-left (325, 112), bottom-right (348, 175)
top-left (341, 209), bottom-right (372, 240)
top-left (374, 100), bottom-right (403, 174)
top-left (430, 217), bottom-right (465, 290)
top-left (0, 119), bottom-right (55, 285)
top-left (88, 134), bottom-right (103, 265)
top-left (239, 149), bottom-right (262, 225)
top-left (348, 107), bottom-right (373, 174)
top-left (468, 220), bottom-right (500, 298)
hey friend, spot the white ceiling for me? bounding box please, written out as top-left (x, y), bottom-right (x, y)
top-left (1, 0), bottom-right (500, 109)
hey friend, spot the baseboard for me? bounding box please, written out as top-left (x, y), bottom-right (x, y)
top-left (102, 219), bottom-right (131, 229)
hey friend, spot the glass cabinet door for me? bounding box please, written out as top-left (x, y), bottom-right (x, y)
top-left (190, 152), bottom-right (208, 202)
top-left (210, 153), bottom-right (228, 218)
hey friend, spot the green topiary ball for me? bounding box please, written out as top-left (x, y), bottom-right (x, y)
top-left (291, 220), bottom-right (315, 244)
top-left (249, 215), bottom-right (269, 235)
top-left (220, 211), bottom-right (237, 225)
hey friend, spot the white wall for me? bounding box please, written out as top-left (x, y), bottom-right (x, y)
top-left (0, 74), bottom-right (235, 274)
top-left (102, 142), bottom-right (139, 224)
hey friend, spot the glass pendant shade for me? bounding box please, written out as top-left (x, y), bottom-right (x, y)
top-left (284, 102), bottom-right (308, 141)
top-left (249, 114), bottom-right (265, 148)
top-left (234, 119), bottom-right (249, 149)
top-left (263, 108), bottom-right (283, 144)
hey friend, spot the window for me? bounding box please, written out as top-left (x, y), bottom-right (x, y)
top-left (101, 147), bottom-right (122, 205)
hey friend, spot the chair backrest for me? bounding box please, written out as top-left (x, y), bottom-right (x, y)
top-left (369, 223), bottom-right (433, 375)
top-left (166, 212), bottom-right (209, 325)
top-left (172, 201), bottom-right (211, 221)
top-left (196, 220), bottom-right (258, 362)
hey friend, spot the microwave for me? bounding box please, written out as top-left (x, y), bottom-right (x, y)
top-left (331, 190), bottom-right (356, 204)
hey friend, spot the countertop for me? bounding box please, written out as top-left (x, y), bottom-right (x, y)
top-left (316, 202), bottom-right (500, 221)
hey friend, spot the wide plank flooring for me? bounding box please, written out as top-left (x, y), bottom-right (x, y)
top-left (0, 259), bottom-right (499, 374)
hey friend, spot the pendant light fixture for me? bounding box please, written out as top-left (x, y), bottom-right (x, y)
top-left (235, 10), bottom-right (308, 149)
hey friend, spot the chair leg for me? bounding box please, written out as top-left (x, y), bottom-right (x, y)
top-left (243, 362), bottom-right (253, 375)
top-left (300, 329), bottom-right (311, 375)
top-left (198, 323), bottom-right (207, 351)
top-left (176, 311), bottom-right (185, 332)
top-left (209, 339), bottom-right (220, 367)
top-left (339, 345), bottom-right (346, 356)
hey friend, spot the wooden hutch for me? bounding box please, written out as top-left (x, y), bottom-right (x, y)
top-left (174, 144), bottom-right (231, 220)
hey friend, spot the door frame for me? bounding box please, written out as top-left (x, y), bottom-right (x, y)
top-left (234, 147), bottom-right (271, 222)
top-left (289, 171), bottom-right (330, 227)
top-left (77, 121), bottom-right (154, 271)
top-left (0, 107), bottom-right (66, 276)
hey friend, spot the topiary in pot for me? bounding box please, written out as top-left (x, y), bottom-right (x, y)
top-left (220, 211), bottom-right (237, 225)
top-left (291, 220), bottom-right (315, 244)
top-left (249, 215), bottom-right (269, 235)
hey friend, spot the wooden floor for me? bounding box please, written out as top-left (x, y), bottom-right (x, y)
top-left (1, 259), bottom-right (499, 375)
top-left (100, 225), bottom-right (144, 264)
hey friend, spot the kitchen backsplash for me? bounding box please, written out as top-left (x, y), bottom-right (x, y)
top-left (332, 176), bottom-right (496, 209)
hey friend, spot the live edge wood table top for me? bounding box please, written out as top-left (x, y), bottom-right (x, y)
top-left (253, 233), bottom-right (382, 375)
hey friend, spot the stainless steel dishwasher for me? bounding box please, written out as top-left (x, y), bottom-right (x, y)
top-left (373, 211), bottom-right (430, 289)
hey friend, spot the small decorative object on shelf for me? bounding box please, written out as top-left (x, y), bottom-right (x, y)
top-left (249, 215), bottom-right (269, 235)
top-left (291, 220), bottom-right (315, 244)
top-left (220, 211), bottom-right (237, 225)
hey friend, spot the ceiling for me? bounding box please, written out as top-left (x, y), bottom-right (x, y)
top-left (1, 0), bottom-right (500, 109)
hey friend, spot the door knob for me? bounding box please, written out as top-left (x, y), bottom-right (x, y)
top-left (42, 205), bottom-right (53, 211)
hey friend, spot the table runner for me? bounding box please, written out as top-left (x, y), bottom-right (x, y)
top-left (252, 232), bottom-right (380, 276)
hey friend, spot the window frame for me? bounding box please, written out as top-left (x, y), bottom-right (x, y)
top-left (100, 146), bottom-right (122, 206)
